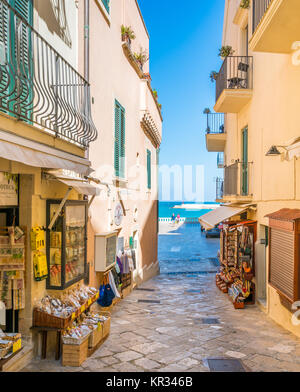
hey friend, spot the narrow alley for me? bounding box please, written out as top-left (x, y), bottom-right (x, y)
top-left (21, 225), bottom-right (300, 372)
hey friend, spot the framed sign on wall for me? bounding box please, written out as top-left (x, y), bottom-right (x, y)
top-left (0, 172), bottom-right (18, 207)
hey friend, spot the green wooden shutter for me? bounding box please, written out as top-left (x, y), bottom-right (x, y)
top-left (147, 149), bottom-right (151, 189)
top-left (0, 0), bottom-right (33, 120)
top-left (101, 0), bottom-right (110, 13)
top-left (114, 100), bottom-right (125, 178)
top-left (120, 106), bottom-right (125, 178)
top-left (114, 101), bottom-right (120, 177)
top-left (242, 126), bottom-right (248, 196)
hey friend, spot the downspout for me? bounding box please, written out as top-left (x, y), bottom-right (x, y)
top-left (84, 0), bottom-right (90, 160)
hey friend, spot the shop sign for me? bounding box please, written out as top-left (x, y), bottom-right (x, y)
top-left (0, 172), bottom-right (18, 206)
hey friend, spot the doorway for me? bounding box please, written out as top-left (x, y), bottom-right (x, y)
top-left (0, 207), bottom-right (20, 332)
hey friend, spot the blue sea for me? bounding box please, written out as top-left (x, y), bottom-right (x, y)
top-left (158, 201), bottom-right (219, 219)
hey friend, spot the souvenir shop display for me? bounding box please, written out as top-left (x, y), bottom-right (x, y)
top-left (216, 220), bottom-right (256, 309)
top-left (46, 201), bottom-right (87, 290)
top-left (31, 226), bottom-right (48, 282)
top-left (0, 227), bottom-right (25, 312)
top-left (33, 285), bottom-right (99, 328)
top-left (117, 249), bottom-right (134, 291)
top-left (61, 311), bottom-right (111, 367)
top-left (0, 328), bottom-right (22, 360)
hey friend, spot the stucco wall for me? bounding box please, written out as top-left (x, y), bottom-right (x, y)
top-left (77, 0), bottom-right (161, 284)
top-left (220, 0), bottom-right (300, 336)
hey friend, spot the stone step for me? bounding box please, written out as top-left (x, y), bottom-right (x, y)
top-left (2, 344), bottom-right (34, 372)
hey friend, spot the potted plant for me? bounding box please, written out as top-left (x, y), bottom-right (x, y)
top-left (153, 89), bottom-right (158, 99)
top-left (133, 48), bottom-right (149, 71)
top-left (143, 72), bottom-right (152, 82)
top-left (210, 71), bottom-right (218, 82)
top-left (240, 0), bottom-right (250, 9)
top-left (121, 25), bottom-right (136, 47)
top-left (218, 45), bottom-right (235, 58)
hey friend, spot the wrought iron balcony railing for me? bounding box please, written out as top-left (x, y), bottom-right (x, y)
top-left (216, 56), bottom-right (253, 103)
top-left (216, 177), bottom-right (224, 200)
top-left (252, 0), bottom-right (273, 34)
top-left (224, 161), bottom-right (252, 197)
top-left (0, 0), bottom-right (97, 147)
top-left (205, 113), bottom-right (225, 134)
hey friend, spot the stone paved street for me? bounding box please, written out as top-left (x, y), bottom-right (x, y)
top-left (21, 273), bottom-right (300, 372)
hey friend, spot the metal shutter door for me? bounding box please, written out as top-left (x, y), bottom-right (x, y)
top-left (270, 228), bottom-right (295, 301)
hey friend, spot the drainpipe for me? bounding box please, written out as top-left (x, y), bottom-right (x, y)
top-left (84, 0), bottom-right (90, 160)
top-left (84, 0), bottom-right (90, 82)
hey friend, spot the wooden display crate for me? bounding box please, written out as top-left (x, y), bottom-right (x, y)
top-left (88, 326), bottom-right (103, 349)
top-left (62, 338), bottom-right (89, 367)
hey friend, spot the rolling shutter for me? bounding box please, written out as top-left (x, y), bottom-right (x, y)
top-left (147, 149), bottom-right (151, 189)
top-left (269, 228), bottom-right (295, 301)
top-left (114, 100), bottom-right (125, 178)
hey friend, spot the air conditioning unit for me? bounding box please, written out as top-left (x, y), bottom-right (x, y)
top-left (94, 232), bottom-right (117, 272)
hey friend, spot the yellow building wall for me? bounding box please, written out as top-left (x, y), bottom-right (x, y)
top-left (220, 0), bottom-right (300, 337)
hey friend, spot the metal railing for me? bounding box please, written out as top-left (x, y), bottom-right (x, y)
top-left (216, 177), bottom-right (224, 200)
top-left (0, 0), bottom-right (97, 147)
top-left (253, 0), bottom-right (273, 34)
top-left (216, 56), bottom-right (253, 103)
top-left (224, 161), bottom-right (252, 197)
top-left (206, 113), bottom-right (225, 134)
top-left (217, 152), bottom-right (224, 168)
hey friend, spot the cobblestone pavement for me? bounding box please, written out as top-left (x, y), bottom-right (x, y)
top-left (22, 273), bottom-right (300, 372)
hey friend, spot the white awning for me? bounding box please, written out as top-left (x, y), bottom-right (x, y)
top-left (286, 141), bottom-right (300, 161)
top-left (0, 130), bottom-right (93, 175)
top-left (57, 178), bottom-right (100, 196)
top-left (199, 206), bottom-right (248, 230)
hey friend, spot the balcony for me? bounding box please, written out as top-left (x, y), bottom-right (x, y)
top-left (217, 152), bottom-right (224, 168)
top-left (140, 80), bottom-right (162, 148)
top-left (0, 0), bottom-right (97, 148)
top-left (223, 161), bottom-right (253, 202)
top-left (250, 0), bottom-right (300, 54)
top-left (216, 177), bottom-right (224, 201)
top-left (205, 113), bottom-right (226, 152)
top-left (214, 56), bottom-right (253, 113)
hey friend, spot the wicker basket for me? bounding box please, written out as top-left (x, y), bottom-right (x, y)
top-left (233, 301), bottom-right (245, 309)
top-left (33, 308), bottom-right (72, 329)
top-left (62, 331), bottom-right (91, 346)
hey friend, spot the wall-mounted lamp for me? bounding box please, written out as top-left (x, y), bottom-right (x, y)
top-left (265, 145), bottom-right (289, 157)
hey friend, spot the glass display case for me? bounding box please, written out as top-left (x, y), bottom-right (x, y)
top-left (46, 200), bottom-right (87, 290)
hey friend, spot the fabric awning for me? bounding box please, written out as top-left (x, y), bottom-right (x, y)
top-left (285, 141), bottom-right (300, 161)
top-left (0, 130), bottom-right (93, 175)
top-left (57, 178), bottom-right (100, 196)
top-left (199, 206), bottom-right (248, 230)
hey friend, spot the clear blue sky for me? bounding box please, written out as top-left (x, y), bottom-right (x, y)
top-left (138, 0), bottom-right (225, 202)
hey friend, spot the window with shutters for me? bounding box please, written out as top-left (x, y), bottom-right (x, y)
top-left (0, 0), bottom-right (33, 121)
top-left (114, 100), bottom-right (125, 178)
top-left (147, 149), bottom-right (151, 189)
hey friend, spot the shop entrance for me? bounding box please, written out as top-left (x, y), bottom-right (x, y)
top-left (0, 207), bottom-right (20, 333)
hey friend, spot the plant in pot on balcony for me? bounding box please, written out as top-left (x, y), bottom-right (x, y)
top-left (133, 48), bottom-right (149, 71)
top-left (121, 25), bottom-right (136, 47)
top-left (218, 45), bottom-right (235, 58)
top-left (210, 71), bottom-right (218, 82)
top-left (240, 0), bottom-right (250, 9)
top-left (153, 89), bottom-right (158, 100)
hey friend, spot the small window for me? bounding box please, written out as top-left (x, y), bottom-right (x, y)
top-left (147, 149), bottom-right (151, 189)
